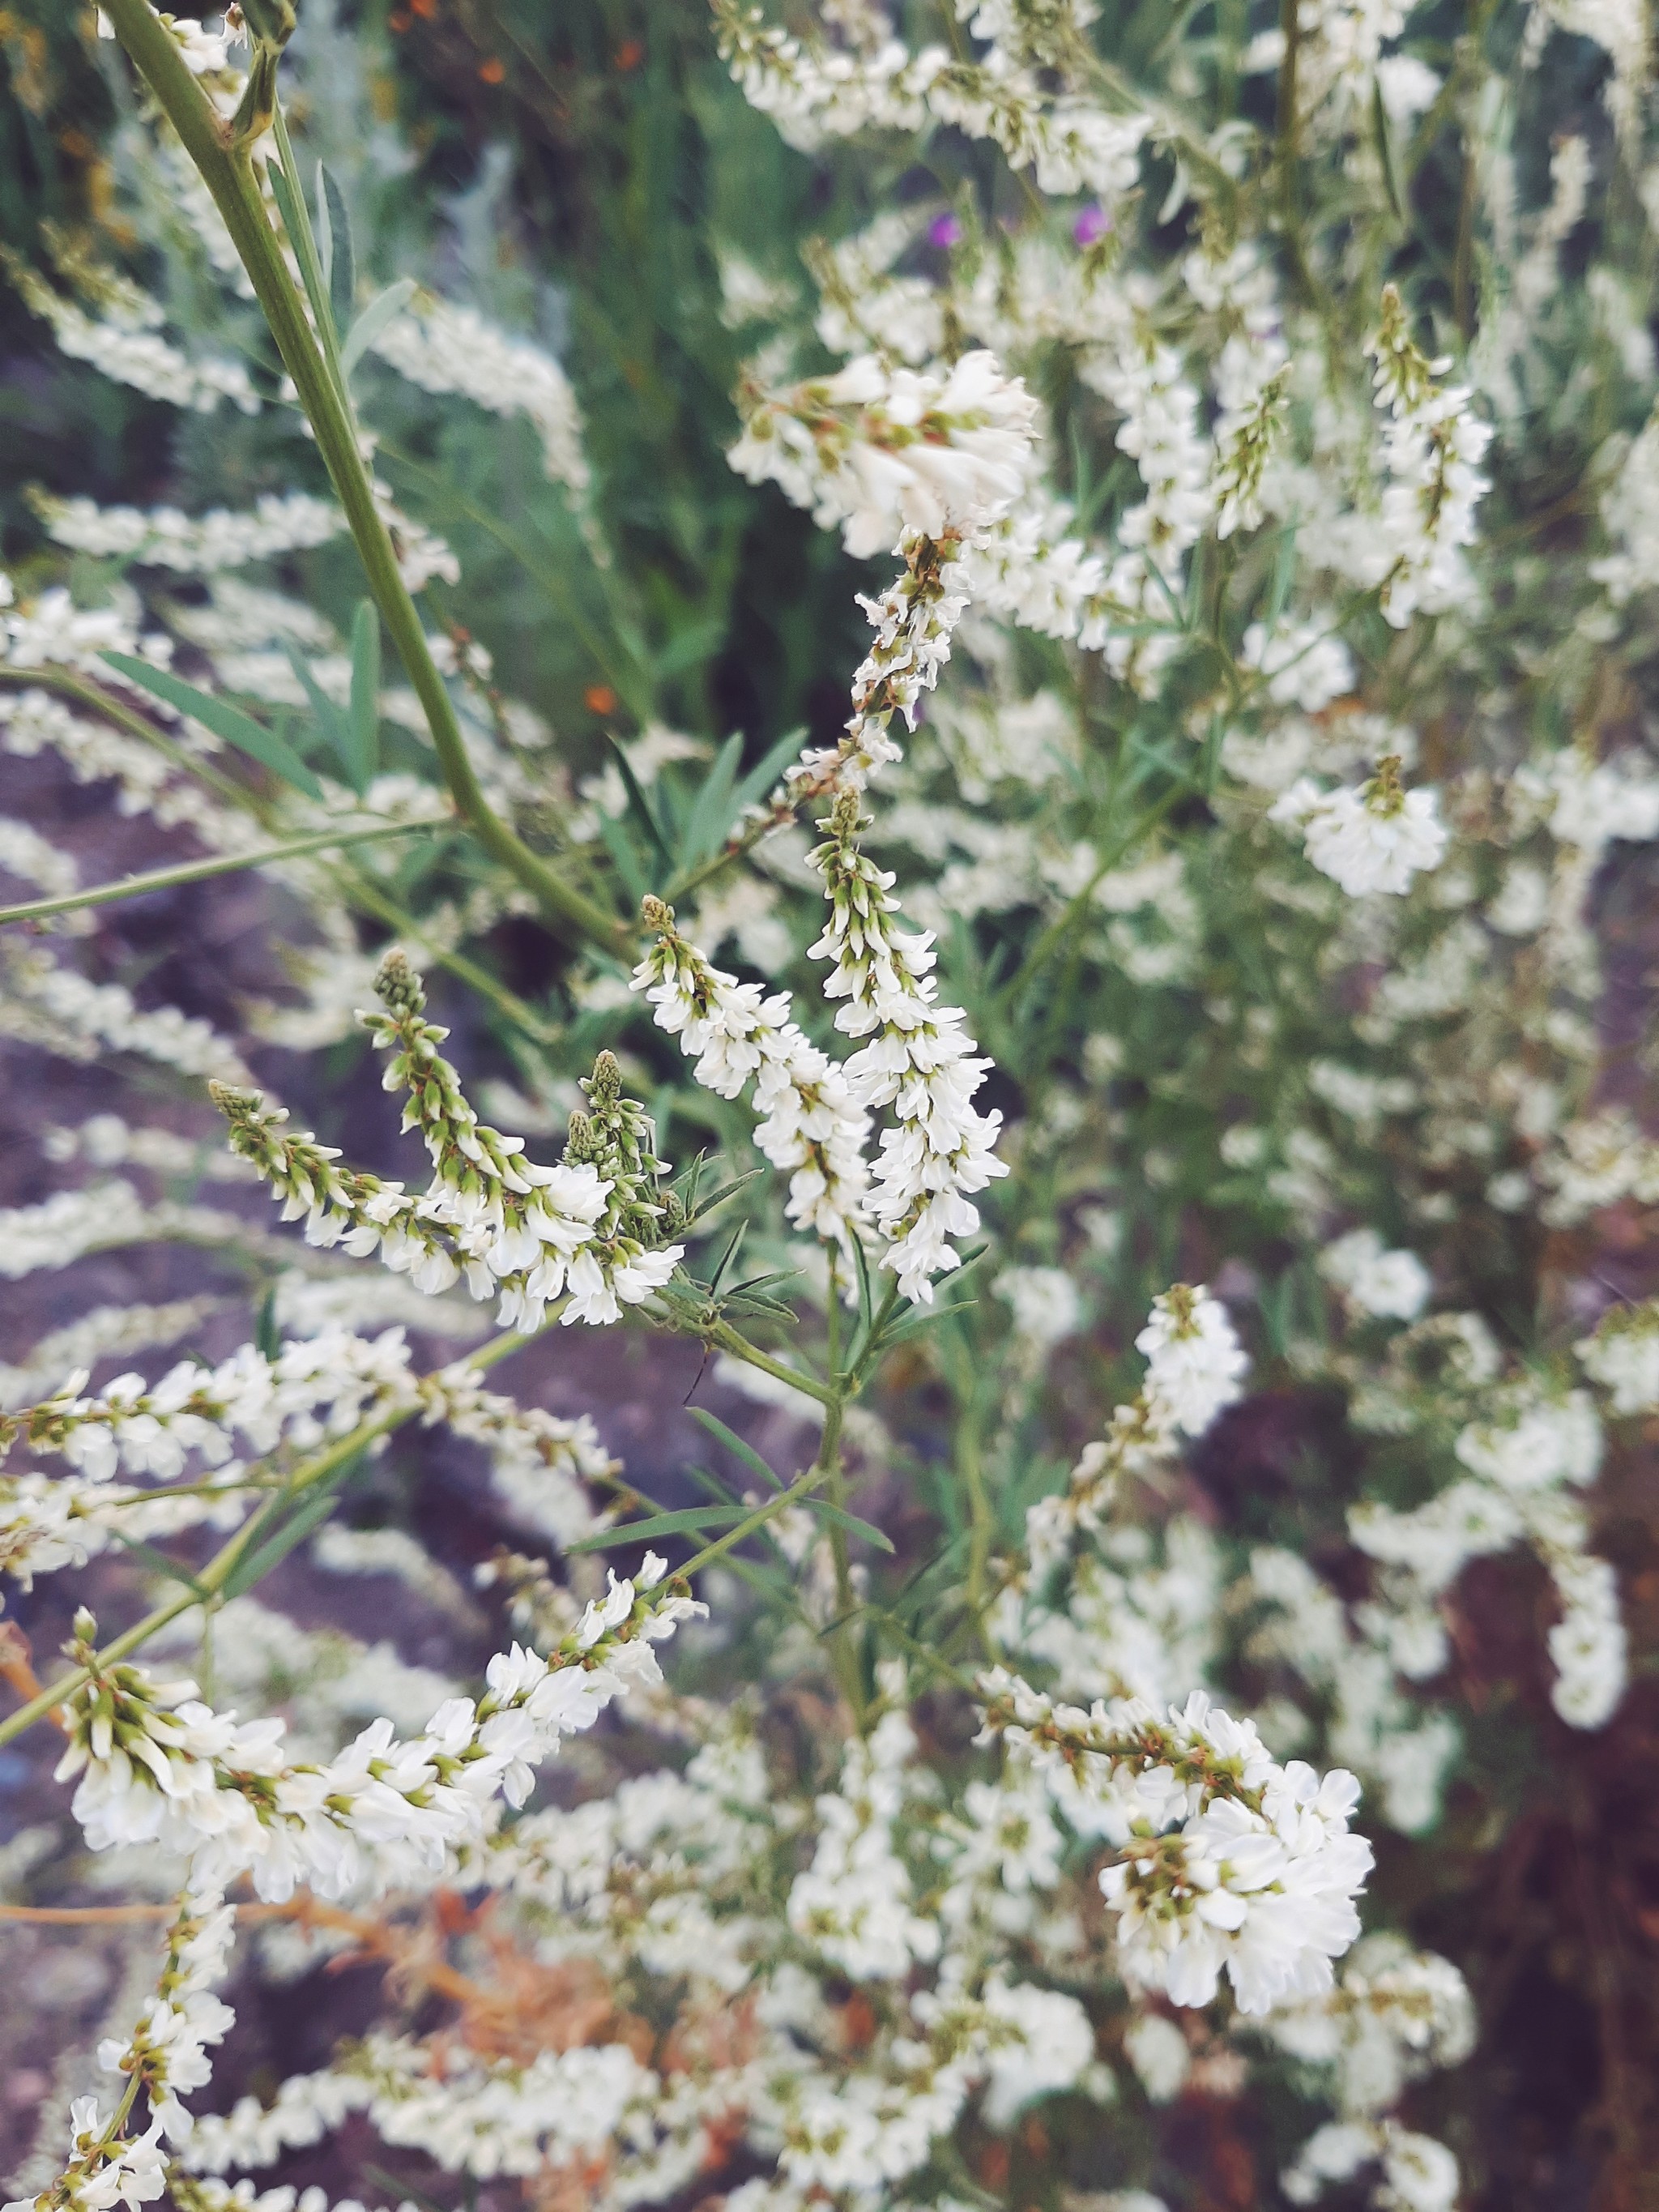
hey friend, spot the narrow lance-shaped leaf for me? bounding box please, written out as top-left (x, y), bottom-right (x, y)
top-left (341, 278), bottom-right (418, 378)
top-left (101, 652), bottom-right (324, 800)
top-left (321, 164), bottom-right (355, 344)
top-left (343, 598), bottom-right (382, 794)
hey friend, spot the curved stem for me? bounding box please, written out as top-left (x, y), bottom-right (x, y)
top-left (98, 0), bottom-right (628, 958)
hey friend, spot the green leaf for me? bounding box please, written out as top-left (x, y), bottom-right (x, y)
top-left (254, 1286), bottom-right (281, 1364)
top-left (849, 1230), bottom-right (876, 1349)
top-left (682, 1167), bottom-right (763, 1228)
top-left (651, 615), bottom-right (726, 682)
top-left (313, 160), bottom-right (332, 295)
top-left (320, 164), bottom-right (355, 344)
top-left (1371, 77), bottom-right (1405, 226)
top-left (689, 1406), bottom-right (787, 1492)
top-left (280, 642), bottom-right (353, 771)
top-left (804, 1497), bottom-right (895, 1554)
top-left (1264, 524), bottom-right (1299, 634)
top-left (341, 277), bottom-right (418, 377)
top-left (100, 653), bottom-right (324, 799)
top-left (706, 1219), bottom-right (748, 1299)
top-left (678, 731), bottom-right (744, 869)
top-left (596, 808), bottom-right (648, 909)
top-left (725, 1290), bottom-right (804, 1323)
top-left (605, 737), bottom-right (674, 868)
top-left (731, 724), bottom-right (808, 814)
top-left (220, 1454), bottom-right (367, 1598)
top-left (567, 1503), bottom-right (748, 1552)
top-left (111, 1532), bottom-right (211, 1597)
top-left (344, 599), bottom-right (382, 794)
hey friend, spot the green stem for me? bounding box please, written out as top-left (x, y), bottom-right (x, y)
top-left (0, 666), bottom-right (262, 814)
top-left (98, 0), bottom-right (627, 958)
top-left (960, 1399), bottom-right (996, 1646)
top-left (0, 818), bottom-right (442, 929)
top-left (812, 1390), bottom-right (866, 1719)
top-left (339, 863), bottom-right (565, 1045)
top-left (995, 780), bottom-right (1192, 1013)
top-left (823, 1282), bottom-right (855, 1626)
top-left (676, 1449), bottom-right (835, 1578)
top-left (703, 1317), bottom-right (838, 1408)
top-left (1274, 0), bottom-right (1319, 305)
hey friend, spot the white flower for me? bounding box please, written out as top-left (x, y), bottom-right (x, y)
top-left (1137, 1285), bottom-right (1249, 1437)
top-left (1123, 2012), bottom-right (1191, 2103)
top-left (996, 1265), bottom-right (1083, 1347)
top-left (1576, 1299), bottom-right (1659, 1414)
top-left (979, 1979), bottom-right (1097, 2126)
top-left (1453, 1388), bottom-right (1602, 1493)
top-left (983, 1680), bottom-right (1373, 2017)
top-left (1320, 1231), bottom-right (1432, 1321)
top-left (809, 793), bottom-right (1008, 1301)
top-left (1271, 760), bottom-right (1447, 897)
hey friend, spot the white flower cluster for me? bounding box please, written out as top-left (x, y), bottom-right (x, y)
top-left (4, 1885), bottom-right (237, 2212)
top-left (633, 897), bottom-right (872, 1257)
top-left (56, 1559), bottom-right (702, 1898)
top-left (1135, 1283), bottom-right (1249, 1436)
top-left (729, 349), bottom-right (1038, 558)
top-left (1245, 1547), bottom-right (1461, 1837)
top-left (369, 296), bottom-right (590, 497)
top-left (980, 1674), bottom-right (1374, 2013)
top-left (809, 792), bottom-right (1008, 1300)
top-left (714, 0), bottom-right (1149, 199)
top-left (5, 2097), bottom-right (168, 2212)
top-left (1271, 758), bottom-right (1448, 898)
top-left (1352, 1377), bottom-right (1626, 1729)
top-left (9, 258), bottom-right (258, 416)
top-left (0, 1327), bottom-right (420, 1599)
top-left (1257, 1932), bottom-right (1474, 2117)
top-left (1364, 286), bottom-right (1493, 627)
top-left (1282, 2117), bottom-right (1461, 2212)
top-left (1320, 1230), bottom-right (1433, 1322)
top-left (33, 491), bottom-right (344, 572)
top-left (1576, 1299), bottom-right (1659, 1414)
top-left (217, 952), bottom-right (683, 1330)
top-left (787, 1707), bottom-right (941, 1977)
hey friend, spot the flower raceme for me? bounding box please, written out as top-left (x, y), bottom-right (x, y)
top-left (809, 790), bottom-right (1008, 1300)
top-left (979, 1673), bottom-right (1374, 2015)
top-left (215, 951), bottom-right (682, 1330)
top-left (55, 1559), bottom-right (703, 1901)
top-left (633, 896), bottom-right (872, 1259)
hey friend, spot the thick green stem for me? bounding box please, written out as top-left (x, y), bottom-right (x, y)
top-left (98, 0), bottom-right (627, 957)
top-left (823, 1284), bottom-right (855, 1625)
top-left (0, 818), bottom-right (441, 929)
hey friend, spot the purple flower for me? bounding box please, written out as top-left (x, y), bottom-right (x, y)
top-left (928, 211), bottom-right (965, 250)
top-left (1073, 203), bottom-right (1113, 247)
